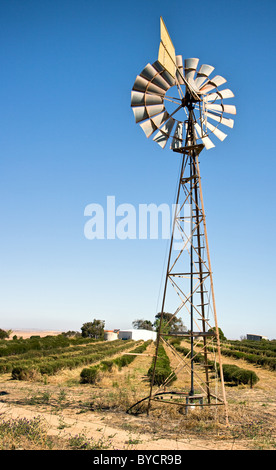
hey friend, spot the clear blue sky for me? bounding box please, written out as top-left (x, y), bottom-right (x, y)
top-left (0, 0), bottom-right (275, 339)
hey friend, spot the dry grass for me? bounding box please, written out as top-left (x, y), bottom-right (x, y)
top-left (0, 339), bottom-right (275, 450)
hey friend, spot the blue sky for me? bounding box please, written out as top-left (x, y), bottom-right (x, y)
top-left (0, 0), bottom-right (275, 339)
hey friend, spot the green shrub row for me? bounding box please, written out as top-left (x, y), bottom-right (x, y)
top-left (0, 334), bottom-right (100, 358)
top-left (220, 364), bottom-right (259, 386)
top-left (0, 338), bottom-right (104, 363)
top-left (147, 344), bottom-right (176, 386)
top-left (0, 340), bottom-right (132, 374)
top-left (80, 341), bottom-right (152, 384)
top-left (228, 339), bottom-right (276, 354)
top-left (226, 343), bottom-right (276, 358)
top-left (10, 340), bottom-right (134, 380)
top-left (220, 348), bottom-right (276, 371)
top-left (171, 339), bottom-right (260, 387)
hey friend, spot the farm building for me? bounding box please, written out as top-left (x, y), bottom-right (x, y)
top-left (246, 334), bottom-right (268, 341)
top-left (104, 330), bottom-right (118, 341)
top-left (118, 329), bottom-right (157, 341)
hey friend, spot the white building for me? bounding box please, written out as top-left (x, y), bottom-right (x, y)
top-left (104, 330), bottom-right (118, 341)
top-left (118, 329), bottom-right (157, 342)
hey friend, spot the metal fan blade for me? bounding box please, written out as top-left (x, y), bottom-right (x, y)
top-left (132, 75), bottom-right (166, 96)
top-left (194, 64), bottom-right (215, 88)
top-left (140, 63), bottom-right (171, 91)
top-left (185, 58), bottom-right (199, 83)
top-left (204, 88), bottom-right (234, 102)
top-left (200, 75), bottom-right (227, 93)
top-left (139, 111), bottom-right (170, 138)
top-left (131, 91), bottom-right (163, 107)
top-left (153, 117), bottom-right (175, 148)
top-left (153, 61), bottom-right (175, 87)
top-left (139, 119), bottom-right (157, 138)
top-left (140, 63), bottom-right (159, 81)
top-left (150, 110), bottom-right (170, 128)
top-left (176, 55), bottom-right (184, 85)
top-left (206, 121), bottom-right (227, 141)
top-left (194, 123), bottom-right (215, 150)
top-left (205, 103), bottom-right (236, 115)
top-left (171, 122), bottom-right (183, 149)
top-left (132, 104), bottom-right (165, 123)
top-left (205, 111), bottom-right (234, 128)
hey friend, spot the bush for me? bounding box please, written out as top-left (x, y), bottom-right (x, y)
top-left (221, 364), bottom-right (259, 386)
top-left (80, 366), bottom-right (99, 384)
top-left (147, 344), bottom-right (176, 386)
top-left (11, 366), bottom-right (39, 381)
top-left (232, 368), bottom-right (259, 386)
top-left (100, 360), bottom-right (114, 372)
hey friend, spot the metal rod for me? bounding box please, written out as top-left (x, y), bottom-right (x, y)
top-left (194, 155), bottom-right (229, 424)
top-left (147, 155), bottom-right (186, 415)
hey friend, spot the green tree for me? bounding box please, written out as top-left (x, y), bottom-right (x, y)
top-left (208, 327), bottom-right (227, 341)
top-left (132, 319), bottom-right (153, 331)
top-left (154, 312), bottom-right (186, 333)
top-left (0, 329), bottom-right (9, 339)
top-left (81, 320), bottom-right (105, 339)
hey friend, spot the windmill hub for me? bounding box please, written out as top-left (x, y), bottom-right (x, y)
top-left (181, 91), bottom-right (200, 110)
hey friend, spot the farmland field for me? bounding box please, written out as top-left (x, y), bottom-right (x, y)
top-left (0, 332), bottom-right (275, 450)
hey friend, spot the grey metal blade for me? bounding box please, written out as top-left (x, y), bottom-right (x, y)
top-left (140, 62), bottom-right (171, 91)
top-left (139, 119), bottom-right (157, 138)
top-left (176, 55), bottom-right (184, 85)
top-left (153, 117), bottom-right (175, 148)
top-left (131, 91), bottom-right (163, 107)
top-left (171, 122), bottom-right (184, 149)
top-left (194, 122), bottom-right (215, 150)
top-left (194, 64), bottom-right (215, 88)
top-left (152, 61), bottom-right (176, 87)
top-left (204, 88), bottom-right (234, 102)
top-left (185, 58), bottom-right (199, 84)
top-left (132, 104), bottom-right (165, 123)
top-left (139, 111), bottom-right (170, 138)
top-left (205, 111), bottom-right (234, 128)
top-left (132, 75), bottom-right (166, 96)
top-left (206, 121), bottom-right (227, 141)
top-left (150, 110), bottom-right (170, 128)
top-left (200, 75), bottom-right (227, 93)
top-left (205, 103), bottom-right (236, 115)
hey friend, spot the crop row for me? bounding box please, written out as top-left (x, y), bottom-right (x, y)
top-left (147, 344), bottom-right (176, 386)
top-left (172, 340), bottom-right (259, 386)
top-left (8, 340), bottom-right (136, 379)
top-left (193, 340), bottom-right (276, 371)
top-left (80, 340), bottom-right (152, 384)
top-left (223, 342), bottom-right (276, 358)
top-left (228, 340), bottom-right (276, 353)
top-left (0, 335), bottom-right (98, 357)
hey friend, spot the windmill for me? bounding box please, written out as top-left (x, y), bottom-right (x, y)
top-left (128, 18), bottom-right (236, 422)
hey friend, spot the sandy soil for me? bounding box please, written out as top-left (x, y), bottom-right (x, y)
top-left (0, 337), bottom-right (275, 450)
top-left (7, 329), bottom-right (63, 339)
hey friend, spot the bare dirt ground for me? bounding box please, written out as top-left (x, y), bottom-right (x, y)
top-left (0, 334), bottom-right (275, 450)
top-left (8, 329), bottom-right (62, 339)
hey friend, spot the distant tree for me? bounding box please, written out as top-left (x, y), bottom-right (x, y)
top-left (154, 312), bottom-right (186, 333)
top-left (0, 329), bottom-right (9, 339)
top-left (81, 320), bottom-right (105, 339)
top-left (208, 327), bottom-right (227, 341)
top-left (132, 319), bottom-right (153, 331)
top-left (62, 331), bottom-right (81, 338)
